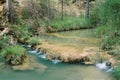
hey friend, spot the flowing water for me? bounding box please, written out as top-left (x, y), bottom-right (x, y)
top-left (0, 53), bottom-right (116, 80)
top-left (0, 29), bottom-right (116, 80)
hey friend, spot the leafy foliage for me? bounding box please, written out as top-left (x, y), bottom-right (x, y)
top-left (0, 45), bottom-right (25, 57)
top-left (49, 16), bottom-right (92, 32)
top-left (114, 65), bottom-right (120, 80)
top-left (0, 35), bottom-right (9, 49)
top-left (92, 0), bottom-right (120, 49)
top-left (27, 37), bottom-right (41, 45)
top-left (11, 22), bottom-right (32, 39)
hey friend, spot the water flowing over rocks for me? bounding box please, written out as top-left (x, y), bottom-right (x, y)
top-left (36, 42), bottom-right (114, 66)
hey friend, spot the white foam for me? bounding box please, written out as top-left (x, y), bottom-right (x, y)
top-left (26, 45), bottom-right (32, 48)
top-left (95, 62), bottom-right (108, 70)
top-left (28, 49), bottom-right (38, 54)
top-left (51, 60), bottom-right (62, 64)
top-left (39, 54), bottom-right (46, 59)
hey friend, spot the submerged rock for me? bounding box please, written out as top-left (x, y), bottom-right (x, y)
top-left (12, 55), bottom-right (47, 72)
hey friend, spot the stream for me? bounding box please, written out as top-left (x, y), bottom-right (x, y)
top-left (0, 53), bottom-right (116, 80)
top-left (0, 29), bottom-right (116, 80)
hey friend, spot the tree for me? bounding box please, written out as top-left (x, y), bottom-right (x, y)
top-left (85, 0), bottom-right (90, 18)
top-left (47, 0), bottom-right (50, 19)
top-left (8, 0), bottom-right (14, 23)
top-left (61, 0), bottom-right (63, 20)
top-left (47, 0), bottom-right (50, 25)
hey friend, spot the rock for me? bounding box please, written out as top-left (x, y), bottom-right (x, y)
top-left (4, 53), bottom-right (28, 65)
top-left (12, 55), bottom-right (47, 72)
top-left (36, 42), bottom-right (113, 64)
top-left (84, 61), bottom-right (94, 65)
top-left (0, 5), bottom-right (3, 12)
top-left (0, 0), bottom-right (8, 28)
top-left (46, 54), bottom-right (52, 60)
top-left (12, 62), bottom-right (34, 71)
top-left (107, 58), bottom-right (117, 69)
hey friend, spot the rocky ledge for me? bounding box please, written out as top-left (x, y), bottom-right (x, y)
top-left (36, 42), bottom-right (115, 66)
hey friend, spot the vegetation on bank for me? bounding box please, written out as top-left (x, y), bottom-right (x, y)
top-left (0, 45), bottom-right (27, 65)
top-left (91, 0), bottom-right (120, 79)
top-left (92, 0), bottom-right (120, 50)
top-left (0, 0), bottom-right (120, 79)
top-left (48, 16), bottom-right (92, 32)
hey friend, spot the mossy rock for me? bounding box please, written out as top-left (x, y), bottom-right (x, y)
top-left (1, 45), bottom-right (28, 65)
top-left (4, 53), bottom-right (28, 65)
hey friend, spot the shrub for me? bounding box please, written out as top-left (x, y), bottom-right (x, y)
top-left (91, 0), bottom-right (120, 27)
top-left (114, 65), bottom-right (120, 80)
top-left (0, 35), bottom-right (9, 49)
top-left (92, 0), bottom-right (120, 49)
top-left (11, 23), bottom-right (32, 39)
top-left (0, 45), bottom-right (27, 65)
top-left (27, 37), bottom-right (41, 46)
top-left (1, 45), bottom-right (25, 56)
top-left (49, 16), bottom-right (92, 32)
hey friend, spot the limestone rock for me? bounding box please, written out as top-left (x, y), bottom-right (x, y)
top-left (0, 0), bottom-right (8, 28)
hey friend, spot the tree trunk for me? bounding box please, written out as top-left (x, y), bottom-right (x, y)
top-left (47, 0), bottom-right (50, 26)
top-left (85, 0), bottom-right (90, 18)
top-left (61, 0), bottom-right (63, 20)
top-left (8, 0), bottom-right (13, 23)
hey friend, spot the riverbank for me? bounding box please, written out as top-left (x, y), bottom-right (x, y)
top-left (32, 29), bottom-right (116, 66)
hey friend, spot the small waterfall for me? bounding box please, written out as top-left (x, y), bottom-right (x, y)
top-left (95, 62), bottom-right (108, 70)
top-left (95, 61), bottom-right (113, 72)
top-left (51, 60), bottom-right (62, 64)
top-left (28, 49), bottom-right (39, 54)
top-left (28, 49), bottom-right (62, 64)
top-left (38, 54), bottom-right (46, 59)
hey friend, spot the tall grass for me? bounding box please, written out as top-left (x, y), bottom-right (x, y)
top-left (49, 16), bottom-right (92, 32)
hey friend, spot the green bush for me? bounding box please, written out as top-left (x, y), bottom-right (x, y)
top-left (0, 45), bottom-right (27, 65)
top-left (27, 37), bottom-right (41, 45)
top-left (91, 0), bottom-right (120, 26)
top-left (114, 65), bottom-right (120, 80)
top-left (101, 0), bottom-right (120, 27)
top-left (0, 45), bottom-right (25, 57)
top-left (21, 9), bottom-right (31, 19)
top-left (11, 23), bottom-right (32, 38)
top-left (0, 35), bottom-right (9, 49)
top-left (49, 16), bottom-right (92, 32)
top-left (92, 0), bottom-right (120, 49)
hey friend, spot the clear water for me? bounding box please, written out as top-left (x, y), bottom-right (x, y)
top-left (0, 54), bottom-right (116, 80)
top-left (0, 29), bottom-right (116, 80)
